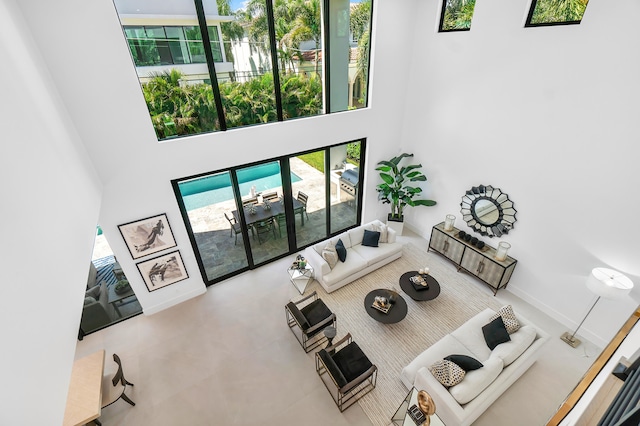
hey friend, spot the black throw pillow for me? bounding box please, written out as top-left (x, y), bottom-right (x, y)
top-left (482, 316), bottom-right (511, 350)
top-left (335, 239), bottom-right (347, 262)
top-left (444, 354), bottom-right (484, 371)
top-left (362, 230), bottom-right (381, 247)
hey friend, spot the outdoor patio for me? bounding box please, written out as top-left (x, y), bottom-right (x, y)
top-left (185, 157), bottom-right (359, 282)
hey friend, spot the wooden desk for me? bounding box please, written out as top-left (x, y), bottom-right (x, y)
top-left (63, 350), bottom-right (105, 426)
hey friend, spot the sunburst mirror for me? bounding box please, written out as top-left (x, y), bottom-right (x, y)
top-left (460, 185), bottom-right (517, 237)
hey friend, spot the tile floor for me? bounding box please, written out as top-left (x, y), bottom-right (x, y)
top-left (75, 229), bottom-right (603, 426)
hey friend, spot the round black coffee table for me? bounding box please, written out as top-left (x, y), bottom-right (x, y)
top-left (364, 289), bottom-right (408, 324)
top-left (399, 271), bottom-right (441, 301)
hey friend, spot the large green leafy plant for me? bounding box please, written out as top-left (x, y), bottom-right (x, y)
top-left (376, 153), bottom-right (436, 221)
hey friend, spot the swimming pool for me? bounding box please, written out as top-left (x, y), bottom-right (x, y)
top-left (179, 162), bottom-right (302, 211)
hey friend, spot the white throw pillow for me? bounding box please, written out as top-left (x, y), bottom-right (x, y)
top-left (322, 243), bottom-right (339, 269)
top-left (370, 223), bottom-right (388, 243)
top-left (449, 356), bottom-right (503, 404)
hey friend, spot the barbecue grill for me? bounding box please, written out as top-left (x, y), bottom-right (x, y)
top-left (339, 168), bottom-right (359, 201)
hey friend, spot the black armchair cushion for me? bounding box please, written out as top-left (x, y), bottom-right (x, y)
top-left (300, 299), bottom-right (332, 334)
top-left (332, 342), bottom-right (373, 383)
top-left (286, 302), bottom-right (310, 330)
top-left (318, 349), bottom-right (348, 388)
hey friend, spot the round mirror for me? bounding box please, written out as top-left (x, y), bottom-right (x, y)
top-left (460, 185), bottom-right (517, 237)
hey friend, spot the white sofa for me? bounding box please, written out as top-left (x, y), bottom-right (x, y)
top-left (304, 219), bottom-right (403, 293)
top-left (400, 307), bottom-right (549, 426)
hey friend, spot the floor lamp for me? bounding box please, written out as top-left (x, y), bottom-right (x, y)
top-left (561, 267), bottom-right (634, 348)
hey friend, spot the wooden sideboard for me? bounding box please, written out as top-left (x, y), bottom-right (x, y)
top-left (428, 222), bottom-right (517, 295)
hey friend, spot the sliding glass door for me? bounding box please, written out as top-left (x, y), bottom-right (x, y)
top-left (235, 162), bottom-right (289, 265)
top-left (172, 139), bottom-right (366, 285)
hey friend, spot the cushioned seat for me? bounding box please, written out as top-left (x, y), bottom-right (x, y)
top-left (315, 333), bottom-right (377, 411)
top-left (286, 291), bottom-right (336, 352)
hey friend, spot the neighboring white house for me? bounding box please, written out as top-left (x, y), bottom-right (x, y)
top-left (113, 0), bottom-right (235, 83)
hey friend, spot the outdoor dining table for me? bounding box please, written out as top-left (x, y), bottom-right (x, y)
top-left (232, 198), bottom-right (305, 230)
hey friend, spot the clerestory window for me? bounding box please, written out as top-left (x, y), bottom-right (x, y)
top-left (526, 0), bottom-right (589, 27)
top-left (112, 0), bottom-right (374, 140)
top-left (439, 0), bottom-right (476, 32)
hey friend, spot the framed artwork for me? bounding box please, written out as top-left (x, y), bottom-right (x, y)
top-left (137, 250), bottom-right (188, 292)
top-left (118, 213), bottom-right (176, 259)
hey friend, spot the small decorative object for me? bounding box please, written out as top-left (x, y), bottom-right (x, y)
top-left (476, 241), bottom-right (485, 249)
top-left (248, 204), bottom-right (257, 215)
top-left (114, 280), bottom-right (131, 295)
top-left (419, 268), bottom-right (424, 275)
top-left (417, 390), bottom-right (436, 426)
top-left (279, 195), bottom-right (284, 205)
top-left (118, 213), bottom-right (177, 259)
top-left (137, 250), bottom-right (188, 292)
top-left (423, 267), bottom-right (430, 275)
top-left (458, 230), bottom-right (466, 239)
top-left (444, 214), bottom-right (456, 231)
top-left (464, 234), bottom-right (472, 242)
top-left (470, 237), bottom-right (478, 245)
top-left (295, 254), bottom-right (306, 269)
top-left (495, 241), bottom-right (511, 261)
top-left (388, 291), bottom-right (397, 304)
top-left (372, 295), bottom-right (392, 313)
top-left (263, 200), bottom-right (271, 211)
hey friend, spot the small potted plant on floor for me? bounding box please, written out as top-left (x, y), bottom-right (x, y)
top-left (376, 153), bottom-right (436, 234)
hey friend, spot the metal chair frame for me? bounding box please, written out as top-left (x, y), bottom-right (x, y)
top-left (315, 333), bottom-right (378, 412)
top-left (94, 353), bottom-right (135, 425)
top-left (224, 212), bottom-right (242, 245)
top-left (286, 291), bottom-right (336, 353)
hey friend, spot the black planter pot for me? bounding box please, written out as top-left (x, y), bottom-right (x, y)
top-left (387, 214), bottom-right (404, 223)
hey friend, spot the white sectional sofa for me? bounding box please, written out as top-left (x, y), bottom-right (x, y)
top-left (304, 219), bottom-right (403, 293)
top-left (400, 307), bottom-right (549, 426)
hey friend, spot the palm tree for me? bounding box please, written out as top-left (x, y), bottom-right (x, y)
top-left (217, 0), bottom-right (246, 65)
top-left (287, 0), bottom-right (322, 77)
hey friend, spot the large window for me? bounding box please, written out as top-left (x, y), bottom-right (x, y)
top-left (438, 0), bottom-right (476, 32)
top-left (172, 140), bottom-right (365, 285)
top-left (526, 0), bottom-right (589, 27)
top-left (112, 0), bottom-right (374, 140)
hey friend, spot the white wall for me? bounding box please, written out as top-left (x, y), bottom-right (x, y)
top-left (400, 0), bottom-right (640, 347)
top-left (14, 0), bottom-right (417, 341)
top-left (10, 0), bottom-right (638, 421)
top-left (0, 0), bottom-right (102, 424)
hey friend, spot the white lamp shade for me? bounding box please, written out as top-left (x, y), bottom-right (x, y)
top-left (586, 267), bottom-right (634, 300)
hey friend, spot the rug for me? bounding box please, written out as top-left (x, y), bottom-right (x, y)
top-left (304, 242), bottom-right (503, 426)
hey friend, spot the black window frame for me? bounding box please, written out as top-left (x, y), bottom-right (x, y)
top-left (438, 0), bottom-right (476, 33)
top-left (171, 138), bottom-right (366, 286)
top-left (525, 0), bottom-right (589, 28)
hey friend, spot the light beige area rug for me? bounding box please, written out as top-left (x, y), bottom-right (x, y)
top-left (305, 242), bottom-right (503, 426)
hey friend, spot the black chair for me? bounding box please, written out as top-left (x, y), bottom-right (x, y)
top-left (254, 219), bottom-right (275, 244)
top-left (286, 291), bottom-right (336, 353)
top-left (94, 353), bottom-right (135, 425)
top-left (224, 212), bottom-right (242, 245)
top-left (296, 191), bottom-right (309, 221)
top-left (315, 333), bottom-right (377, 412)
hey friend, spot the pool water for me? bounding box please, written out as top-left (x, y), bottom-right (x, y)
top-left (179, 162), bottom-right (301, 211)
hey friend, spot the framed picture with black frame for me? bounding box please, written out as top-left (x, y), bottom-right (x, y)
top-left (137, 250), bottom-right (188, 292)
top-left (118, 213), bottom-right (177, 259)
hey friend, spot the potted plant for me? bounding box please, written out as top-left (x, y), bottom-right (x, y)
top-left (376, 153), bottom-right (436, 234)
top-left (114, 279), bottom-right (131, 295)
